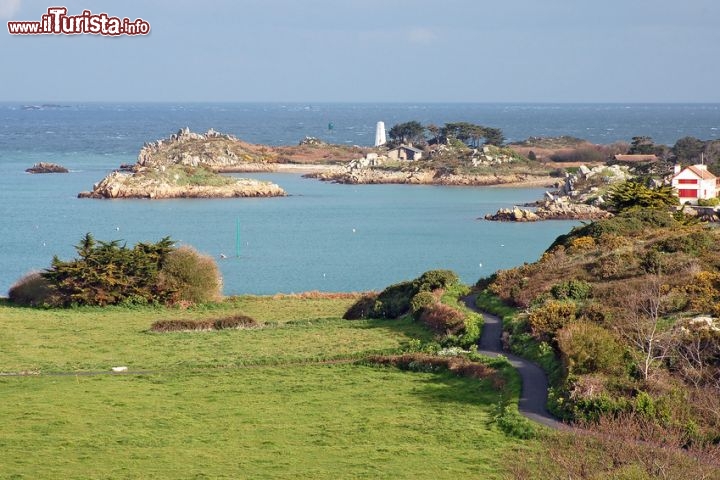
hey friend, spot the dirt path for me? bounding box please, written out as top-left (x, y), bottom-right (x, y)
top-left (463, 296), bottom-right (566, 430)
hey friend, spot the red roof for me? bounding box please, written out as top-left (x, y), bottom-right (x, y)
top-left (685, 165), bottom-right (717, 180)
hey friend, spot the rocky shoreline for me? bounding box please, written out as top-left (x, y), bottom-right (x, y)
top-left (484, 201), bottom-right (612, 222)
top-left (78, 170), bottom-right (285, 199)
top-left (304, 166), bottom-right (554, 187)
top-left (79, 128), bottom-right (286, 199)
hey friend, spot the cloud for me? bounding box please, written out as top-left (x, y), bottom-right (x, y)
top-left (406, 27), bottom-right (438, 44)
top-left (0, 0), bottom-right (21, 19)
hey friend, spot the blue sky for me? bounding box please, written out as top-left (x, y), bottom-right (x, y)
top-left (1, 0), bottom-right (719, 102)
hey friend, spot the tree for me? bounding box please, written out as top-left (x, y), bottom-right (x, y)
top-left (629, 136), bottom-right (655, 155)
top-left (615, 274), bottom-right (673, 380)
top-left (673, 136), bottom-right (706, 164)
top-left (42, 234), bottom-right (179, 306)
top-left (388, 121), bottom-right (425, 145)
top-left (484, 127), bottom-right (505, 146)
top-left (606, 181), bottom-right (678, 212)
top-left (426, 124), bottom-right (440, 144)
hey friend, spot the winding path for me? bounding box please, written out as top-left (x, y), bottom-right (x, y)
top-left (463, 296), bottom-right (566, 430)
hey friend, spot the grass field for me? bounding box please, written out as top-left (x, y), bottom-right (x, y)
top-left (0, 295), bottom-right (534, 479)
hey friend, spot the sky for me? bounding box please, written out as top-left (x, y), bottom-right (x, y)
top-left (1, 0), bottom-right (719, 103)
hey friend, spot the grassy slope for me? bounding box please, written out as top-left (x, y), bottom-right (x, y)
top-left (0, 295), bottom-right (531, 479)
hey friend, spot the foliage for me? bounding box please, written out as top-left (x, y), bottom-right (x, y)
top-left (556, 322), bottom-right (625, 375)
top-left (409, 291), bottom-right (436, 318)
top-left (441, 122), bottom-right (505, 147)
top-left (697, 196), bottom-right (720, 206)
top-left (8, 271), bottom-right (55, 307)
top-left (42, 233), bottom-right (176, 307)
top-left (342, 292), bottom-right (379, 320)
top-left (419, 303), bottom-right (466, 337)
top-left (628, 136), bottom-right (655, 155)
top-left (549, 146), bottom-right (608, 163)
top-left (150, 314), bottom-right (259, 332)
top-left (672, 136), bottom-right (706, 163)
top-left (527, 300), bottom-right (577, 342)
top-left (372, 280), bottom-right (416, 318)
top-left (606, 181), bottom-right (678, 213)
top-left (388, 121), bottom-right (425, 145)
top-left (550, 280), bottom-right (592, 301)
top-left (549, 209), bottom-right (680, 250)
top-left (413, 269), bottom-right (460, 292)
top-left (156, 246), bottom-right (223, 305)
top-left (491, 398), bottom-right (538, 439)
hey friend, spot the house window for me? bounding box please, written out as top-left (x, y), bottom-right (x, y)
top-left (678, 179), bottom-right (698, 184)
top-left (678, 189), bottom-right (698, 198)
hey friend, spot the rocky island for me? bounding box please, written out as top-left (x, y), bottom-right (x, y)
top-left (79, 128), bottom-right (287, 199)
top-left (26, 162), bottom-right (69, 174)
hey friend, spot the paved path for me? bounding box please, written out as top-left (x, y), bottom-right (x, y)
top-left (463, 296), bottom-right (566, 430)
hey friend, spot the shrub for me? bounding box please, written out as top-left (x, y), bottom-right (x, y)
top-left (157, 246), bottom-right (222, 305)
top-left (419, 303), bottom-right (466, 336)
top-left (527, 300), bottom-right (576, 342)
top-left (373, 281), bottom-right (416, 318)
top-left (409, 291), bottom-right (437, 319)
top-left (491, 401), bottom-right (538, 439)
top-left (551, 279), bottom-right (592, 301)
top-left (697, 197), bottom-right (720, 207)
top-left (343, 293), bottom-right (379, 320)
top-left (8, 271), bottom-right (56, 307)
top-left (413, 269), bottom-right (459, 292)
top-left (213, 314), bottom-right (258, 330)
top-left (151, 314), bottom-right (259, 332)
top-left (556, 321), bottom-right (624, 375)
top-left (568, 236), bottom-right (595, 252)
top-left (150, 319), bottom-right (214, 332)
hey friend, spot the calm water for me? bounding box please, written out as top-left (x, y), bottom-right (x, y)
top-left (1, 103), bottom-right (718, 294)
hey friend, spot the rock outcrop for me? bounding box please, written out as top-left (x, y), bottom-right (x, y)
top-left (135, 127), bottom-right (277, 171)
top-left (80, 128), bottom-right (286, 199)
top-left (305, 164), bottom-right (552, 187)
top-left (26, 162), bottom-right (69, 174)
top-left (485, 200), bottom-right (612, 222)
top-left (78, 169), bottom-right (285, 199)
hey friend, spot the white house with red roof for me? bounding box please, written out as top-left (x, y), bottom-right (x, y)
top-left (671, 164), bottom-right (719, 204)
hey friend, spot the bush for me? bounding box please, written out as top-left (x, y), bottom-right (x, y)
top-left (491, 401), bottom-right (538, 439)
top-left (527, 300), bottom-right (576, 342)
top-left (213, 314), bottom-right (258, 330)
top-left (551, 280), bottom-right (592, 301)
top-left (419, 303), bottom-right (466, 336)
top-left (157, 246), bottom-right (222, 305)
top-left (697, 197), bottom-right (720, 207)
top-left (373, 281), bottom-right (416, 318)
top-left (8, 271), bottom-right (56, 307)
top-left (151, 314), bottom-right (258, 332)
top-left (343, 293), bottom-right (379, 320)
top-left (413, 270), bottom-right (460, 292)
top-left (409, 291), bottom-right (437, 318)
top-left (556, 321), bottom-right (625, 375)
top-left (150, 319), bottom-right (214, 332)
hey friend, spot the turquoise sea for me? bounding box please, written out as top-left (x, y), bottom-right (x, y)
top-left (1, 103), bottom-right (718, 295)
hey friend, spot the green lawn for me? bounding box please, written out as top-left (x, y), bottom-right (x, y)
top-left (0, 296), bottom-right (535, 479)
top-left (0, 365), bottom-right (529, 480)
top-left (0, 297), bottom-right (431, 373)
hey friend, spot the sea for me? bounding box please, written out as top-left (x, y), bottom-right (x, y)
top-left (1, 103), bottom-right (718, 295)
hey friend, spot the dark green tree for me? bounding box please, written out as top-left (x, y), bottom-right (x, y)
top-left (43, 234), bottom-right (177, 306)
top-left (629, 136), bottom-right (656, 155)
top-left (606, 181), bottom-right (678, 213)
top-left (673, 136), bottom-right (706, 163)
top-left (388, 121), bottom-right (425, 145)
